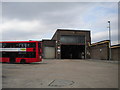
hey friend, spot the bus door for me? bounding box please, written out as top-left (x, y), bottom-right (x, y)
top-left (38, 42), bottom-right (42, 58)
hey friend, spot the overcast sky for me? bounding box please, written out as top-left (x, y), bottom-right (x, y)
top-left (1, 2), bottom-right (118, 45)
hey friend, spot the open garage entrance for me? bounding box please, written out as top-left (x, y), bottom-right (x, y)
top-left (61, 45), bottom-right (85, 59)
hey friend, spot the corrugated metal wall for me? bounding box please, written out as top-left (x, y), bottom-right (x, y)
top-left (44, 47), bottom-right (55, 59)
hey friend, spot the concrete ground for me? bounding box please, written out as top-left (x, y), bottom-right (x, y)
top-left (2, 59), bottom-right (118, 88)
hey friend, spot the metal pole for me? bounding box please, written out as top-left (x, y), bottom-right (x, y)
top-left (108, 21), bottom-right (111, 60)
top-left (85, 36), bottom-right (86, 59)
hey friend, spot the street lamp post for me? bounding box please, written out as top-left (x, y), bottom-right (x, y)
top-left (108, 21), bottom-right (111, 60)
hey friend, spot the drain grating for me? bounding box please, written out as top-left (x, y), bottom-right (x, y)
top-left (48, 79), bottom-right (74, 87)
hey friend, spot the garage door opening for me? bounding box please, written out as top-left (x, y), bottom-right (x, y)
top-left (61, 45), bottom-right (85, 59)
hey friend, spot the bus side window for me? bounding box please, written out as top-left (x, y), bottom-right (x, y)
top-left (22, 43), bottom-right (24, 48)
top-left (19, 44), bottom-right (22, 48)
top-left (2, 43), bottom-right (6, 48)
top-left (12, 43), bottom-right (16, 48)
top-left (39, 43), bottom-right (41, 48)
top-left (8, 43), bottom-right (12, 48)
top-left (24, 43), bottom-right (26, 48)
top-left (6, 43), bottom-right (9, 48)
top-left (19, 43), bottom-right (24, 48)
top-left (0, 43), bottom-right (2, 48)
top-left (29, 43), bottom-right (36, 48)
top-left (27, 43), bottom-right (30, 48)
top-left (32, 43), bottom-right (35, 47)
top-left (16, 43), bottom-right (19, 48)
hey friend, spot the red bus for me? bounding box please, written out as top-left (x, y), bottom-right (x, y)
top-left (0, 41), bottom-right (42, 63)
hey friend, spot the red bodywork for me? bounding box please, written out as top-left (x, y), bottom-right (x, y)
top-left (0, 41), bottom-right (42, 63)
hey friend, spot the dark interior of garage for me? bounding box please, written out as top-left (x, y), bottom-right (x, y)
top-left (61, 45), bottom-right (85, 59)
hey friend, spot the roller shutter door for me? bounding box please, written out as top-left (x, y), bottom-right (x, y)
top-left (44, 47), bottom-right (55, 59)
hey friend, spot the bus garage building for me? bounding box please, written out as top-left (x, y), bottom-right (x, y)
top-left (42, 29), bottom-right (91, 59)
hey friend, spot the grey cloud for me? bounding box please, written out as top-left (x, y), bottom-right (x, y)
top-left (2, 29), bottom-right (42, 40)
top-left (2, 2), bottom-right (94, 24)
top-left (2, 2), bottom-right (118, 45)
top-left (2, 2), bottom-right (80, 19)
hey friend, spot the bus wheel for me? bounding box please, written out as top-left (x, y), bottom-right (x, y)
top-left (20, 59), bottom-right (26, 64)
